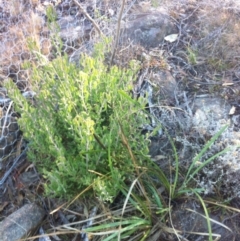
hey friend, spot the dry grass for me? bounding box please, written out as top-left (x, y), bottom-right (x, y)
top-left (0, 5), bottom-right (51, 85)
top-left (166, 0), bottom-right (240, 73)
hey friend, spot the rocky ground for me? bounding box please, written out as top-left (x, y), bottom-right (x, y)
top-left (1, 0), bottom-right (240, 240)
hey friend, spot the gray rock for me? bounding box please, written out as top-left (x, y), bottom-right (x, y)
top-left (193, 97), bottom-right (231, 121)
top-left (58, 16), bottom-right (92, 48)
top-left (192, 97), bottom-right (231, 135)
top-left (151, 70), bottom-right (177, 102)
top-left (120, 10), bottom-right (176, 48)
top-left (0, 203), bottom-right (45, 241)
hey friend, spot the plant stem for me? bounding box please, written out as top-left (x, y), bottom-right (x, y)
top-left (110, 0), bottom-right (126, 66)
top-left (73, 0), bottom-right (103, 36)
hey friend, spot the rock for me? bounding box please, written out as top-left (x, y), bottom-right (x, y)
top-left (0, 203), bottom-right (45, 241)
top-left (150, 70), bottom-right (177, 103)
top-left (121, 9), bottom-right (177, 48)
top-left (58, 16), bottom-right (92, 49)
top-left (192, 97), bottom-right (231, 135)
top-left (193, 97), bottom-right (230, 121)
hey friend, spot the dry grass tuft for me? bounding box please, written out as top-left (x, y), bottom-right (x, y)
top-left (0, 8), bottom-right (51, 86)
top-left (166, 0), bottom-right (240, 72)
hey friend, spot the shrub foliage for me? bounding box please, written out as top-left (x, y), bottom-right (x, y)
top-left (5, 41), bottom-right (151, 201)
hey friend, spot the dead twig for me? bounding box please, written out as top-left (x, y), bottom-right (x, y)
top-left (110, 0), bottom-right (126, 66)
top-left (73, 0), bottom-right (103, 36)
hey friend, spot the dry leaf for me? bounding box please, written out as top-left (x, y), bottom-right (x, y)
top-left (164, 34), bottom-right (178, 43)
top-left (229, 106), bottom-right (236, 115)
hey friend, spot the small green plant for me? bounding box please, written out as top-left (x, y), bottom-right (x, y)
top-left (180, 126), bottom-right (230, 193)
top-left (5, 39), bottom-right (152, 201)
top-left (5, 41), bottom-right (232, 237)
top-left (151, 0), bottom-right (160, 8)
top-left (207, 58), bottom-right (231, 71)
top-left (187, 47), bottom-right (198, 65)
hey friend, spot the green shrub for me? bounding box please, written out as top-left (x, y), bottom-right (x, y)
top-left (5, 40), bottom-right (151, 201)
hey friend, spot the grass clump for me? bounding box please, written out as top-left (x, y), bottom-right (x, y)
top-left (5, 39), bottom-right (151, 202)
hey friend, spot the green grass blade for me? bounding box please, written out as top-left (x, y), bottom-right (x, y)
top-left (160, 125), bottom-right (179, 198)
top-left (103, 221), bottom-right (150, 241)
top-left (193, 191), bottom-right (213, 241)
top-left (176, 188), bottom-right (205, 197)
top-left (184, 147), bottom-right (230, 186)
top-left (121, 188), bottom-right (152, 218)
top-left (118, 90), bottom-right (142, 107)
top-left (149, 161), bottom-right (171, 193)
top-left (167, 133), bottom-right (179, 198)
top-left (148, 185), bottom-right (162, 208)
top-left (84, 218), bottom-right (148, 232)
top-left (184, 125), bottom-right (228, 186)
top-left (83, 218), bottom-right (150, 241)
